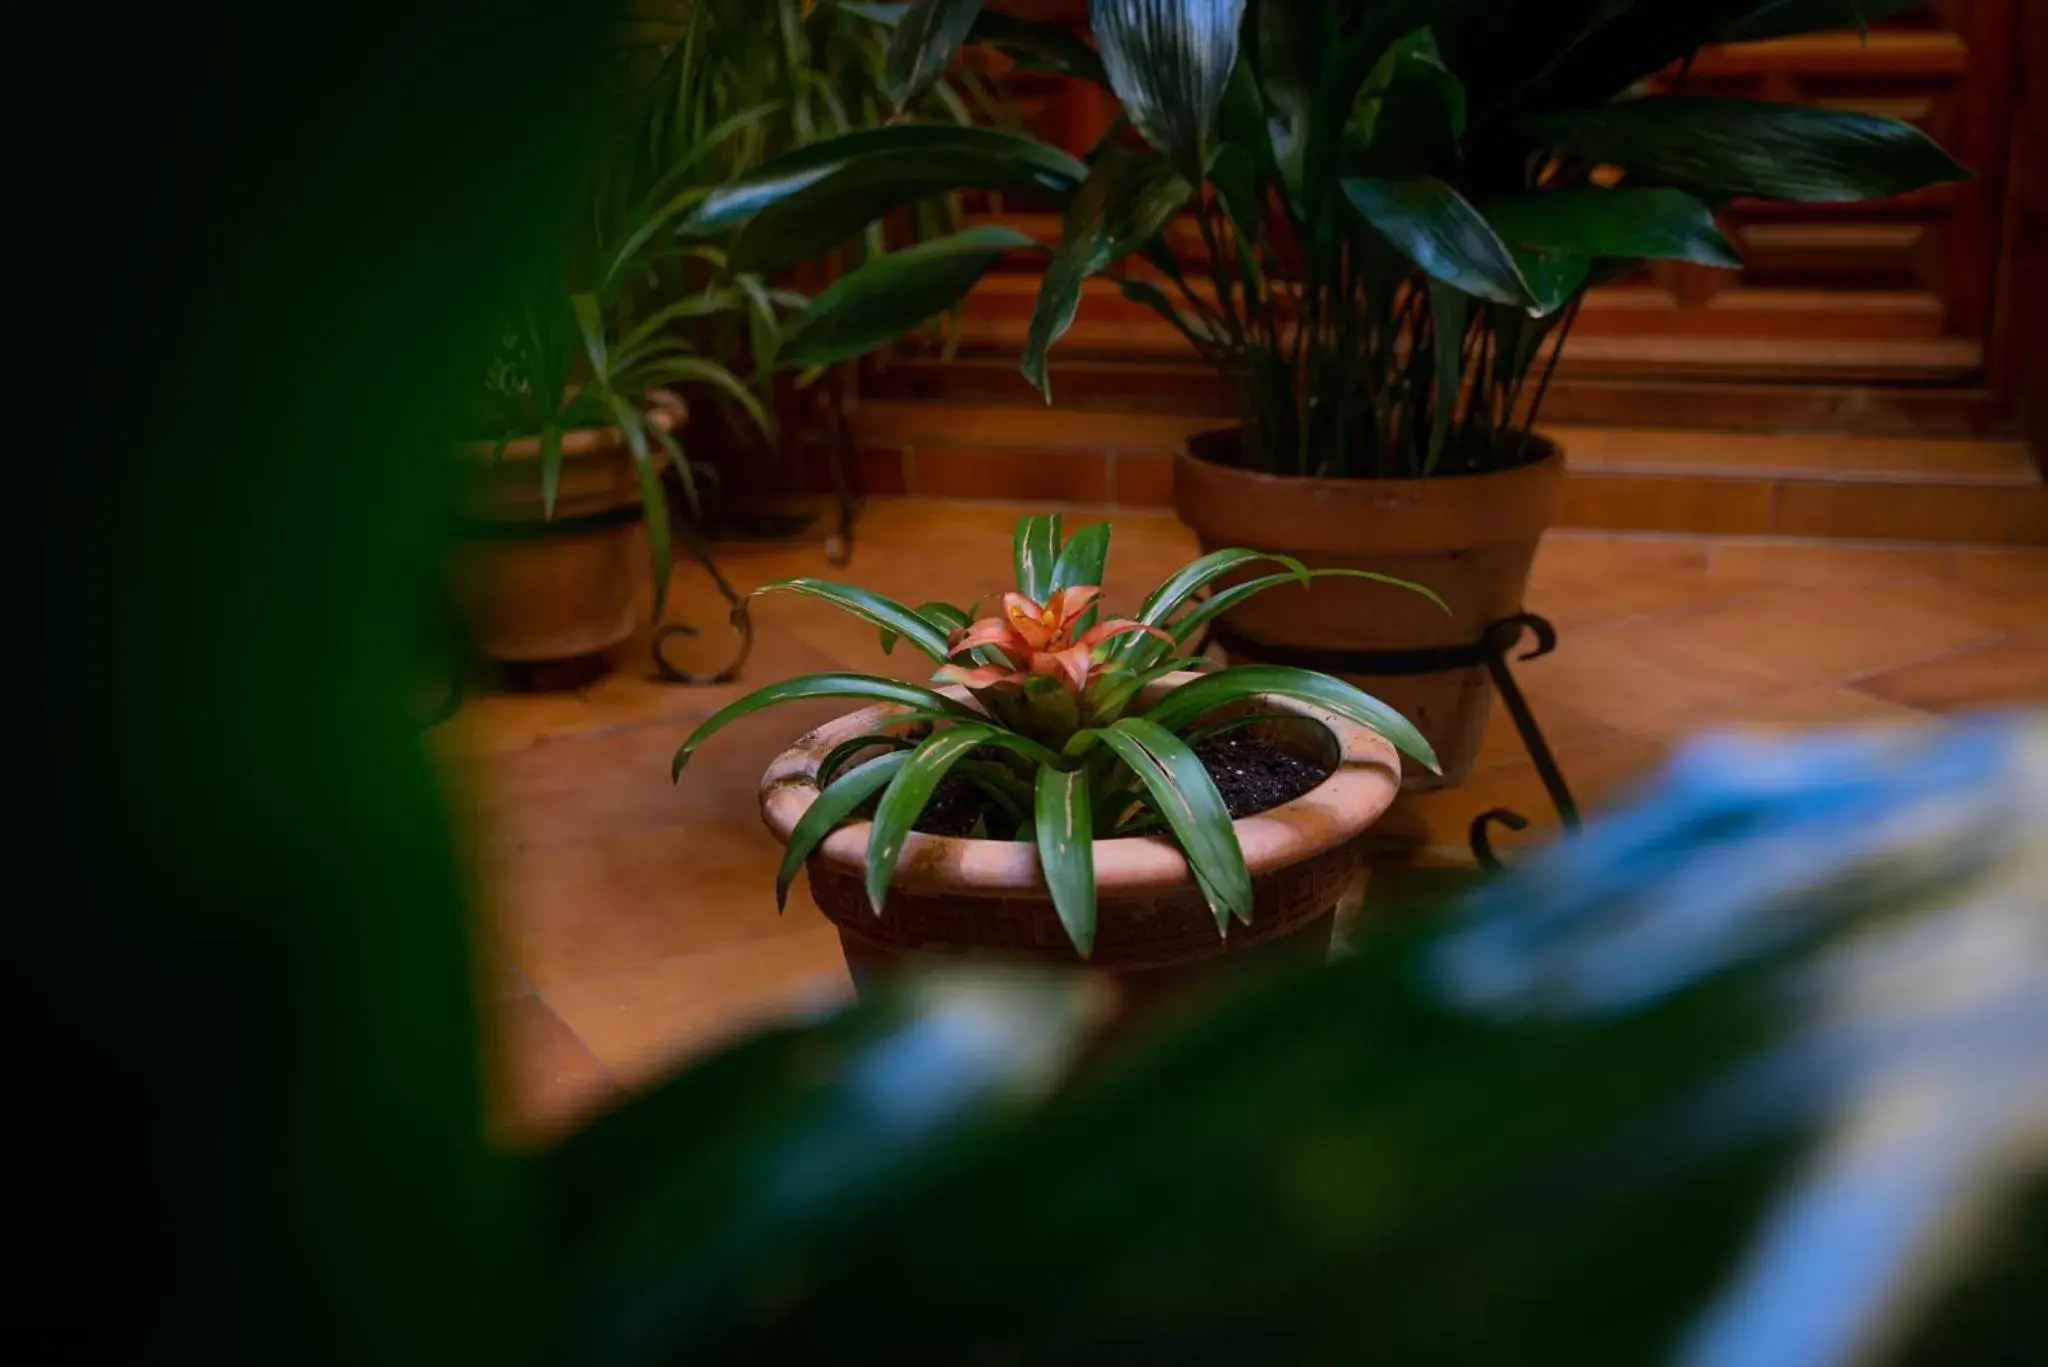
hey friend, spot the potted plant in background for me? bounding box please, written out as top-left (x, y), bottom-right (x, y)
top-left (672, 513), bottom-right (1438, 1005)
top-left (679, 0), bottom-right (1968, 782)
top-left (624, 0), bottom-right (1023, 550)
top-left (454, 4), bottom-right (1045, 682)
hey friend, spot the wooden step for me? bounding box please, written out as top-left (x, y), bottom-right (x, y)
top-left (941, 272), bottom-right (1984, 379)
top-left (846, 397), bottom-right (2046, 546)
top-left (862, 355), bottom-right (2014, 436)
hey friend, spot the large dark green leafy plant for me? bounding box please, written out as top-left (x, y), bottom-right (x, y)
top-left (677, 0), bottom-right (1965, 478)
top-left (477, 1), bottom-right (1037, 617)
top-left (671, 512), bottom-right (1438, 953)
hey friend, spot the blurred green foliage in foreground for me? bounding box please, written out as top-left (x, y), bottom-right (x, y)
top-left (20, 2), bottom-right (2042, 1365)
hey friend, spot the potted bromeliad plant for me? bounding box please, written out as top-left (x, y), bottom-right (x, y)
top-left (670, 0), bottom-right (1969, 779)
top-left (454, 3), bottom-right (1035, 673)
top-left (673, 513), bottom-right (1437, 997)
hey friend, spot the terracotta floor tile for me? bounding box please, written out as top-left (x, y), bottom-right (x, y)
top-left (1858, 579), bottom-right (2048, 636)
top-left (1707, 685), bottom-right (1934, 730)
top-left (1385, 734), bottom-right (1667, 852)
top-left (432, 691), bottom-right (595, 758)
top-left (542, 925), bottom-right (852, 1088)
top-left (1515, 624), bottom-right (1790, 740)
top-left (1617, 585), bottom-right (2002, 690)
top-left (1466, 689), bottom-right (1633, 775)
top-left (1707, 540), bottom-right (1956, 587)
top-left (1950, 548), bottom-right (2048, 604)
top-left (489, 994), bottom-right (620, 1144)
top-left (1853, 638), bottom-right (2048, 713)
top-left (487, 807), bottom-right (844, 986)
top-left (1524, 532), bottom-right (1727, 631)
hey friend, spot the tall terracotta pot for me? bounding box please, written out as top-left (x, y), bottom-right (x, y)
top-left (1175, 429), bottom-right (1563, 790)
top-left (449, 397), bottom-right (681, 664)
top-left (759, 676), bottom-right (1401, 1015)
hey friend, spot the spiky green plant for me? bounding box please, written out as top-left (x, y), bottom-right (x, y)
top-left (671, 513), bottom-right (1439, 955)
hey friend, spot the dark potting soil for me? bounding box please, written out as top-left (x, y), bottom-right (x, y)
top-left (877, 735), bottom-right (1330, 836)
top-left (1191, 734), bottom-right (1330, 819)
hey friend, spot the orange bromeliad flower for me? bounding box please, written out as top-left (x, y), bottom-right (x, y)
top-left (933, 586), bottom-right (1170, 696)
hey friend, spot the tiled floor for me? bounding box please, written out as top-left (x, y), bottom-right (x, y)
top-left (439, 500), bottom-right (2048, 1141)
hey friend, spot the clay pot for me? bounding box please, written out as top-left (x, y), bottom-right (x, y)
top-left (449, 396), bottom-right (681, 665)
top-left (1175, 430), bottom-right (1564, 790)
top-left (759, 676), bottom-right (1401, 1012)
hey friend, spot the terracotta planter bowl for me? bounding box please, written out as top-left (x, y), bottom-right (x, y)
top-left (1175, 430), bottom-right (1564, 790)
top-left (448, 395), bottom-right (682, 665)
top-left (760, 675), bottom-right (1402, 1012)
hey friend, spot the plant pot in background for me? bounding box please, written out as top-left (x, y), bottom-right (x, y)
top-left (759, 678), bottom-right (1401, 1018)
top-left (449, 396), bottom-right (682, 666)
top-left (1175, 430), bottom-right (1564, 791)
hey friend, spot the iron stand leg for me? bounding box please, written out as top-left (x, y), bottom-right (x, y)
top-left (1468, 613), bottom-right (1578, 871)
top-left (650, 517), bottom-right (755, 685)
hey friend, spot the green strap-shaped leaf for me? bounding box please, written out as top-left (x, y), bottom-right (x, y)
top-left (1022, 141), bottom-right (1192, 400)
top-left (1035, 767), bottom-right (1097, 957)
top-left (1143, 665), bottom-right (1438, 773)
top-left (1153, 567), bottom-right (1446, 662)
top-left (956, 760), bottom-right (1034, 825)
top-left (1092, 0), bottom-right (1247, 174)
top-left (880, 600), bottom-right (971, 656)
top-left (816, 732), bottom-right (919, 790)
top-left (537, 422), bottom-right (563, 522)
top-left (1483, 188), bottom-right (1742, 269)
top-left (1425, 279), bottom-right (1468, 474)
top-left (604, 397), bottom-right (673, 624)
top-left (1248, 0), bottom-right (1320, 213)
top-left (748, 578), bottom-right (954, 661)
top-left (1341, 177), bottom-right (1536, 309)
top-left (672, 674), bottom-right (977, 780)
top-left (620, 355), bottom-right (770, 441)
top-left (885, 0), bottom-right (984, 108)
top-left (679, 124), bottom-right (1086, 251)
top-left (1524, 98), bottom-right (1968, 204)
top-left (1510, 246), bottom-right (1590, 319)
top-left (1084, 657), bottom-right (1221, 727)
top-left (729, 153), bottom-right (1055, 275)
top-left (777, 752), bottom-right (911, 911)
top-left (867, 725), bottom-right (995, 914)
top-left (1049, 521), bottom-right (1112, 631)
top-left (1095, 717), bottom-right (1252, 929)
top-left (1129, 547), bottom-right (1311, 644)
top-left (1014, 514), bottom-right (1062, 601)
top-left (778, 226), bottom-right (1033, 370)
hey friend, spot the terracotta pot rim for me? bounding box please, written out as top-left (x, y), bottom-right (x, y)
top-left (1178, 426), bottom-right (1563, 493)
top-left (457, 391), bottom-right (685, 464)
top-left (758, 673), bottom-right (1401, 902)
